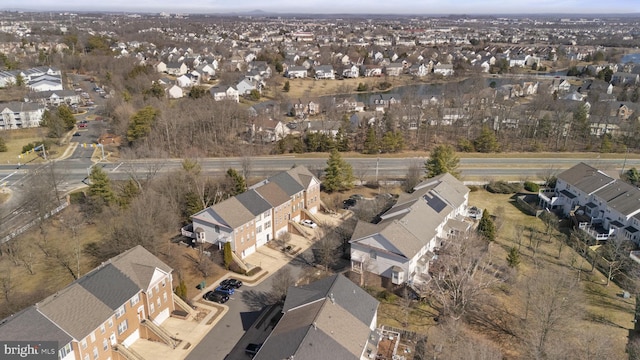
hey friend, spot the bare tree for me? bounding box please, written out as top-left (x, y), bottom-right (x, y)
top-left (519, 269), bottom-right (582, 360)
top-left (270, 267), bottom-right (295, 302)
top-left (403, 162), bottom-right (422, 193)
top-left (428, 233), bottom-right (504, 321)
top-left (600, 235), bottom-right (634, 286)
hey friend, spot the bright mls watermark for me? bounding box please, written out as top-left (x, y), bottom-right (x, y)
top-left (1, 342), bottom-right (57, 360)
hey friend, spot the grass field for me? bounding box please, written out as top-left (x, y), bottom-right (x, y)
top-left (266, 75), bottom-right (417, 99)
top-left (0, 127), bottom-right (67, 164)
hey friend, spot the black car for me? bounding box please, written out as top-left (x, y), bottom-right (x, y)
top-left (203, 290), bottom-right (229, 304)
top-left (245, 343), bottom-right (262, 357)
top-left (221, 278), bottom-right (243, 289)
top-left (343, 198), bottom-right (357, 209)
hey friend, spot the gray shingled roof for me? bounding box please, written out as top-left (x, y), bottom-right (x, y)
top-left (236, 189), bottom-right (272, 216)
top-left (594, 180), bottom-right (640, 217)
top-left (268, 172), bottom-right (304, 196)
top-left (0, 306), bottom-right (72, 346)
top-left (193, 196), bottom-right (254, 229)
top-left (78, 264), bottom-right (140, 310)
top-left (109, 245), bottom-right (172, 290)
top-left (558, 162), bottom-right (615, 194)
top-left (287, 166), bottom-right (317, 188)
top-left (256, 274), bottom-right (378, 360)
top-left (254, 182), bottom-right (290, 207)
top-left (37, 283), bottom-right (114, 340)
top-left (351, 172), bottom-right (469, 260)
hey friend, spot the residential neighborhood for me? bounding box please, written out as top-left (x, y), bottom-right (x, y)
top-left (0, 7), bottom-right (640, 360)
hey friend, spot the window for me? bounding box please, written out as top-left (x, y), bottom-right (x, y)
top-left (130, 294), bottom-right (140, 307)
top-left (117, 320), bottom-right (128, 335)
top-left (149, 288), bottom-right (153, 297)
top-left (264, 210), bottom-right (270, 218)
top-left (100, 325), bottom-right (105, 334)
top-left (265, 221), bottom-right (271, 229)
top-left (162, 279), bottom-right (166, 287)
top-left (256, 225), bottom-right (262, 233)
top-left (90, 332), bottom-right (96, 343)
top-left (155, 285), bottom-right (159, 293)
top-left (115, 306), bottom-right (125, 319)
top-left (59, 343), bottom-right (72, 358)
top-left (369, 250), bottom-right (377, 260)
top-left (163, 293), bottom-right (168, 302)
top-left (108, 318), bottom-right (113, 328)
top-left (150, 303), bottom-right (155, 314)
top-left (84, 354), bottom-right (89, 360)
top-left (93, 347), bottom-right (98, 359)
top-left (103, 339), bottom-right (108, 351)
top-left (81, 340), bottom-right (87, 350)
top-left (157, 298), bottom-right (161, 307)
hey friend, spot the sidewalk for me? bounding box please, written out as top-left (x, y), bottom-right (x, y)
top-left (128, 214), bottom-right (336, 360)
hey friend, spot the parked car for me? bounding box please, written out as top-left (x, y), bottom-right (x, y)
top-left (203, 291), bottom-right (229, 304)
top-left (245, 343), bottom-right (262, 357)
top-left (214, 285), bottom-right (235, 295)
top-left (221, 278), bottom-right (243, 289)
top-left (301, 219), bottom-right (317, 229)
top-left (73, 132), bottom-right (81, 137)
top-left (343, 198), bottom-right (357, 209)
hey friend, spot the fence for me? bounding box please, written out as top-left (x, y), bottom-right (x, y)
top-left (0, 200), bottom-right (69, 244)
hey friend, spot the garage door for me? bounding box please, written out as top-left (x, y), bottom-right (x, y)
top-left (153, 308), bottom-right (170, 325)
top-left (122, 329), bottom-right (140, 347)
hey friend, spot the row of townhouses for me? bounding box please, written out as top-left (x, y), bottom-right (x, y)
top-left (188, 166), bottom-right (321, 260)
top-left (539, 162), bottom-right (640, 244)
top-left (0, 245), bottom-right (180, 360)
top-left (350, 173), bottom-right (472, 290)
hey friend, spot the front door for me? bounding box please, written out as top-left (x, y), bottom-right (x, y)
top-left (137, 307), bottom-right (145, 322)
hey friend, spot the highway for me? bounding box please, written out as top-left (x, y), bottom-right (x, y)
top-left (1, 155), bottom-right (638, 188)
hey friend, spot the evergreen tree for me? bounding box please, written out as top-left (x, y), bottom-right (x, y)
top-left (127, 106), bottom-right (158, 142)
top-left (507, 247), bottom-right (521, 268)
top-left (425, 144), bottom-right (460, 178)
top-left (223, 242), bottom-right (233, 269)
top-left (474, 125), bottom-right (500, 153)
top-left (572, 104), bottom-right (590, 141)
top-left (57, 105), bottom-right (76, 130)
top-left (116, 179), bottom-right (140, 209)
top-left (174, 279), bottom-right (188, 300)
top-left (363, 126), bottom-right (379, 154)
top-left (335, 126), bottom-right (350, 152)
top-left (226, 168), bottom-right (246, 195)
top-left (283, 80), bottom-right (290, 92)
top-left (147, 82), bottom-right (165, 99)
top-left (0, 137), bottom-right (6, 152)
top-left (189, 86), bottom-right (207, 99)
top-left (478, 210), bottom-right (496, 242)
top-left (89, 166), bottom-right (116, 205)
top-left (323, 149), bottom-right (355, 192)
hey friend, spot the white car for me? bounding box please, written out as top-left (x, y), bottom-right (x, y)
top-left (301, 220), bottom-right (317, 229)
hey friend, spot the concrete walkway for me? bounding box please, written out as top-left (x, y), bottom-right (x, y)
top-left (128, 212), bottom-right (338, 360)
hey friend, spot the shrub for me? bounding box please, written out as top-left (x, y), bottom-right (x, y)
top-left (485, 181), bottom-right (521, 194)
top-left (377, 290), bottom-right (398, 302)
top-left (524, 181), bottom-right (540, 192)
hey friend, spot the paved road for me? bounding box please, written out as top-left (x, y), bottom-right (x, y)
top-left (2, 156), bottom-right (638, 189)
top-left (186, 261), bottom-right (306, 360)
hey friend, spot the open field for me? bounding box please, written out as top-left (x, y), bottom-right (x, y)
top-left (266, 75), bottom-right (418, 99)
top-left (0, 127), bottom-right (67, 164)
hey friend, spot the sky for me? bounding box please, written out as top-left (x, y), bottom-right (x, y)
top-left (2, 0), bottom-right (640, 15)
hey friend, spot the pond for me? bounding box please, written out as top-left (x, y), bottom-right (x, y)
top-left (621, 53), bottom-right (640, 64)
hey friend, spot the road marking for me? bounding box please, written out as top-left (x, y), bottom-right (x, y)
top-left (112, 162), bottom-right (124, 172)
